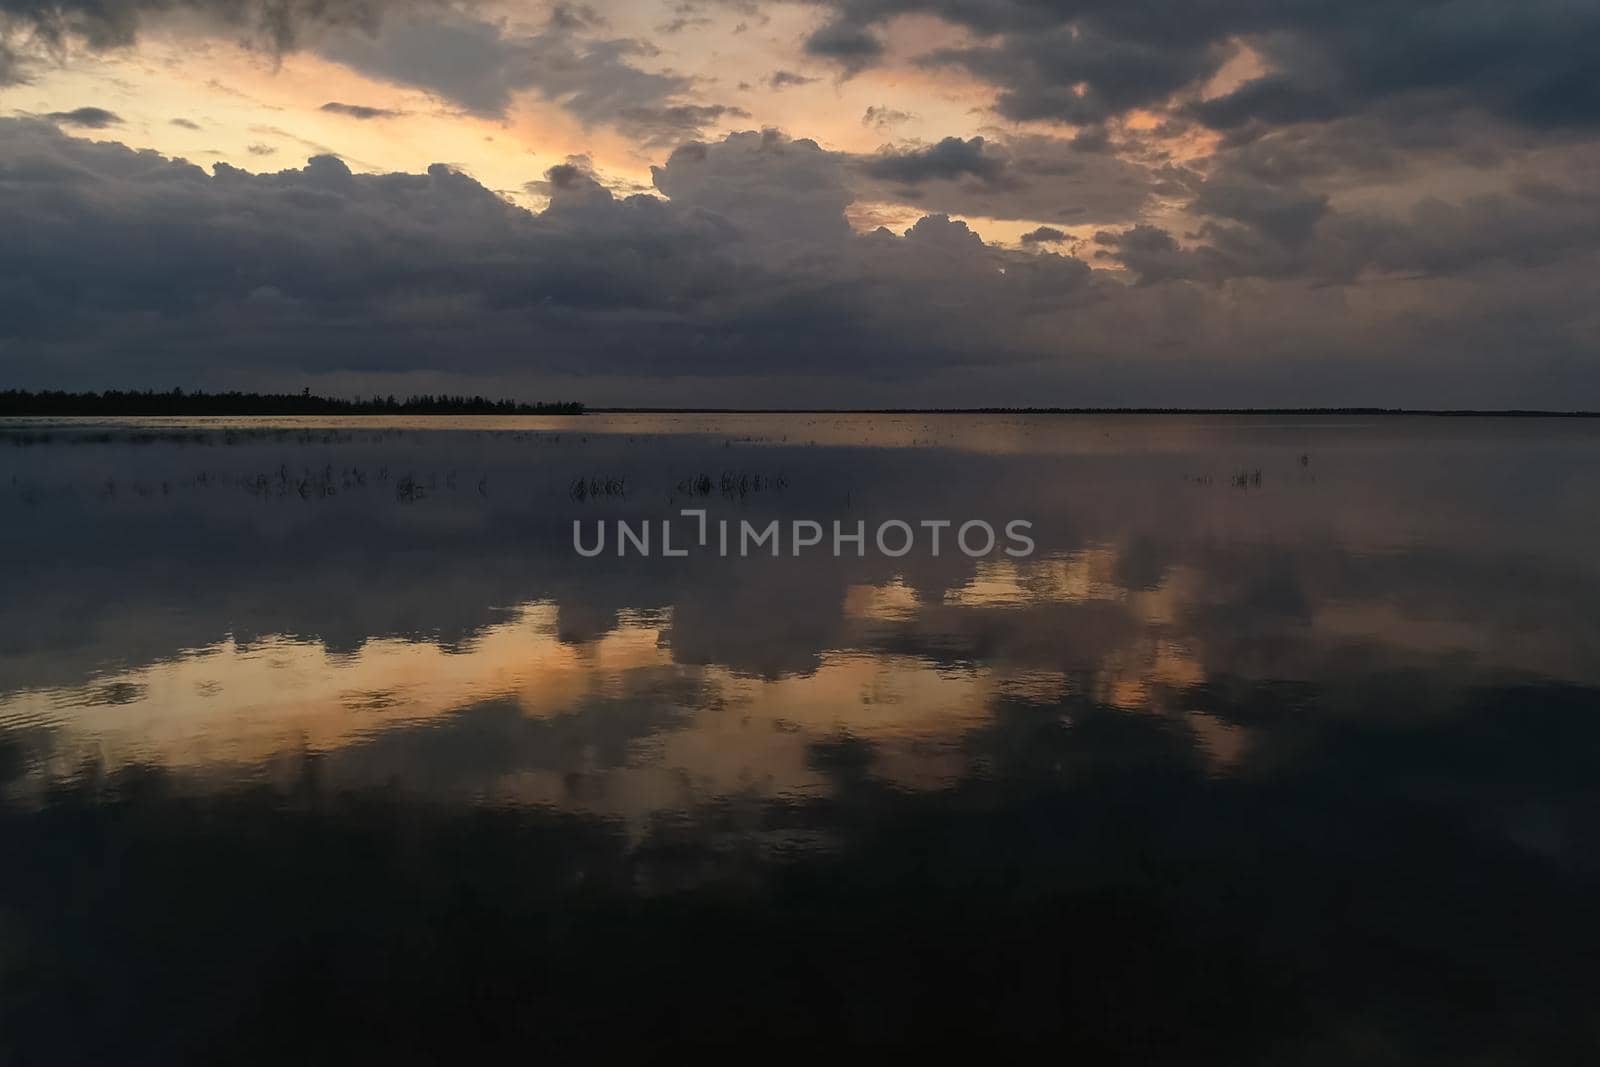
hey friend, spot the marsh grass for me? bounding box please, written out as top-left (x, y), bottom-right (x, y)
top-left (674, 471), bottom-right (790, 499)
top-left (569, 476), bottom-right (627, 502)
top-left (1231, 468), bottom-right (1264, 489)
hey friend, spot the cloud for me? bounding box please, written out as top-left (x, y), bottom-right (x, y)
top-left (170, 117), bottom-right (202, 130)
top-left (1, 1), bottom-right (738, 141)
top-left (0, 44), bottom-right (23, 84)
top-left (657, 14), bottom-right (712, 35)
top-left (862, 105), bottom-right (913, 130)
top-left (1190, 2), bottom-right (1600, 133)
top-left (1093, 225), bottom-right (1217, 285)
top-left (1020, 226), bottom-right (1069, 246)
top-left (0, 120), bottom-right (1103, 391)
top-left (1092, 140), bottom-right (1600, 288)
top-left (522, 155), bottom-right (616, 207)
top-left (768, 70), bottom-right (817, 90)
top-left (803, 19), bottom-right (883, 73)
top-left (320, 101), bottom-right (402, 120)
top-left (1207, 111), bottom-right (1477, 186)
top-left (860, 136), bottom-right (1011, 186)
top-left (927, 23), bottom-right (1224, 127)
top-left (547, 2), bottom-right (607, 32)
top-left (851, 131), bottom-right (1164, 224)
top-left (807, 0), bottom-right (1600, 136)
top-left (4, 119), bottom-right (1600, 407)
top-left (652, 129), bottom-right (854, 246)
top-left (1192, 171), bottom-right (1329, 247)
top-left (307, 9), bottom-right (744, 142)
top-left (313, 11), bottom-right (680, 120)
top-left (44, 107), bottom-right (121, 128)
top-left (246, 123), bottom-right (348, 162)
top-left (10, 0), bottom-right (1600, 167)
top-left (615, 103), bottom-right (751, 147)
top-left (0, 0), bottom-right (404, 86)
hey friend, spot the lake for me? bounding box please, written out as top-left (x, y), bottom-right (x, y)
top-left (2, 413), bottom-right (1598, 1061)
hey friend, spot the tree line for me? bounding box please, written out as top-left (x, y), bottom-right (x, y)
top-left (0, 389), bottom-right (585, 416)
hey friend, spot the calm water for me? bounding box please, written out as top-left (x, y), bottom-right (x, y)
top-left (3, 414), bottom-right (1598, 1061)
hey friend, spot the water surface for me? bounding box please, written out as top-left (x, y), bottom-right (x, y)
top-left (3, 414), bottom-right (1598, 1060)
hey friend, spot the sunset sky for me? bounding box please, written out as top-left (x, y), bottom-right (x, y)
top-left (3, 0), bottom-right (1599, 406)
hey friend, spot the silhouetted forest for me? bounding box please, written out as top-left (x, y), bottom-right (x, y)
top-left (0, 389), bottom-right (585, 416)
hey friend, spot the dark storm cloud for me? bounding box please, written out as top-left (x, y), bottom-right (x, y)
top-left (652, 128), bottom-right (855, 244)
top-left (1345, 176), bottom-right (1600, 277)
top-left (1189, 1), bottom-right (1600, 132)
top-left (852, 132), bottom-right (1164, 224)
top-left (320, 101), bottom-right (401, 119)
top-left (0, 120), bottom-right (1097, 386)
top-left (1191, 171), bottom-right (1328, 247)
top-left (809, 0), bottom-right (1600, 134)
top-left (43, 106), bottom-right (121, 127)
top-left (860, 136), bottom-right (1011, 186)
top-left (1092, 225), bottom-right (1217, 285)
top-left (1094, 142), bottom-right (1600, 287)
top-left (927, 23), bottom-right (1225, 126)
top-left (0, 0), bottom-right (403, 85)
top-left (4, 118), bottom-right (1600, 405)
top-left (802, 19), bottom-right (882, 72)
top-left (1186, 76), bottom-right (1344, 132)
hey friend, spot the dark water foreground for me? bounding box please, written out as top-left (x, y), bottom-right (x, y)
top-left (2, 414), bottom-right (1597, 1061)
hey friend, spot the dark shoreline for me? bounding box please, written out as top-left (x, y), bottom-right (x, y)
top-left (0, 390), bottom-right (584, 417)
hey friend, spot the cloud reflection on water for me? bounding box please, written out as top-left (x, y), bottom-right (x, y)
top-left (3, 415), bottom-right (1600, 1059)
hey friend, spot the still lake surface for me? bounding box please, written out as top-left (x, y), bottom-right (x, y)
top-left (2, 413), bottom-right (1598, 1060)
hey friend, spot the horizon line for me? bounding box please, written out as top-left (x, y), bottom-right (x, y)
top-left (587, 407), bottom-right (1600, 417)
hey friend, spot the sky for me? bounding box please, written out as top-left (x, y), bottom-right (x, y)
top-left (2, 0), bottom-right (1599, 407)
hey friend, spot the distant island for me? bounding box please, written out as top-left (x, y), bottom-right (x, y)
top-left (0, 389), bottom-right (585, 417)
